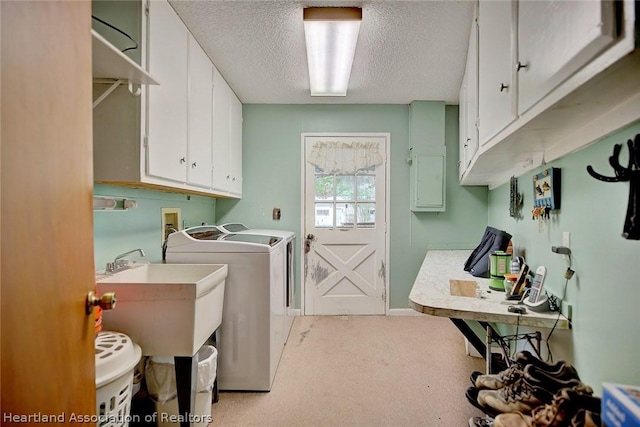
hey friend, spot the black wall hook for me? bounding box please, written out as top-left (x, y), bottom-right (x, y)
top-left (586, 133), bottom-right (640, 240)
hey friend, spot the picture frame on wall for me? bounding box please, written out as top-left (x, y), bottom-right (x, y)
top-left (533, 167), bottom-right (561, 210)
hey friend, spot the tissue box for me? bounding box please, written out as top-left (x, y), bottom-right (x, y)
top-left (602, 383), bottom-right (640, 427)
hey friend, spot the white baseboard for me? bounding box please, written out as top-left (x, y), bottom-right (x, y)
top-left (289, 308), bottom-right (301, 317)
top-left (388, 308), bottom-right (425, 316)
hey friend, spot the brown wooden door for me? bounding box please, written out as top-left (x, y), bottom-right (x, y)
top-left (1, 0), bottom-right (96, 421)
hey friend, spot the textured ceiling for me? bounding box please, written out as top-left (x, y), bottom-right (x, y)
top-left (169, 1), bottom-right (474, 105)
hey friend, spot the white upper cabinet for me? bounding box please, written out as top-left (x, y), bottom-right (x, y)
top-left (478, 0), bottom-right (517, 145)
top-left (228, 91), bottom-right (243, 196)
top-left (212, 67), bottom-right (231, 192)
top-left (187, 34), bottom-right (214, 188)
top-left (146, 0), bottom-right (189, 183)
top-left (459, 0), bottom-right (638, 188)
top-left (517, 0), bottom-right (616, 114)
top-left (211, 66), bottom-right (243, 197)
top-left (93, 0), bottom-right (242, 198)
top-left (459, 4), bottom-right (478, 179)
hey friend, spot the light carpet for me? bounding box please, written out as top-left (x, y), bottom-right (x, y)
top-left (210, 315), bottom-right (485, 427)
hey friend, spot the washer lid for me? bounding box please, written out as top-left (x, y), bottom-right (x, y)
top-left (217, 223), bottom-right (249, 233)
top-left (221, 233), bottom-right (282, 246)
top-left (95, 331), bottom-right (141, 387)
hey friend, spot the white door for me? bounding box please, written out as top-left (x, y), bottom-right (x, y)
top-left (303, 134), bottom-right (388, 315)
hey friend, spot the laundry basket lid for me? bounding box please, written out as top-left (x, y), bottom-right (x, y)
top-left (95, 331), bottom-right (141, 388)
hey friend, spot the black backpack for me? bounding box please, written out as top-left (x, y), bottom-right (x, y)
top-left (464, 226), bottom-right (512, 278)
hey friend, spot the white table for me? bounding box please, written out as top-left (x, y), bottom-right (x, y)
top-left (409, 250), bottom-right (569, 372)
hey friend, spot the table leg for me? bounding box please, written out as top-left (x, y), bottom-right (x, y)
top-left (174, 356), bottom-right (197, 427)
top-left (449, 318), bottom-right (486, 358)
top-left (486, 325), bottom-right (492, 375)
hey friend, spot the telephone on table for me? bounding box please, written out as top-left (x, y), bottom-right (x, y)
top-left (505, 264), bottom-right (551, 312)
top-left (523, 266), bottom-right (551, 312)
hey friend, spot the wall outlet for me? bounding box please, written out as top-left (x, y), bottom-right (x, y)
top-left (161, 208), bottom-right (181, 243)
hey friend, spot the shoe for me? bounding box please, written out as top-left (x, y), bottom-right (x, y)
top-left (473, 364), bottom-right (526, 390)
top-left (493, 411), bottom-right (529, 427)
top-left (469, 415), bottom-right (495, 427)
top-left (474, 351), bottom-right (579, 390)
top-left (523, 364), bottom-right (586, 395)
top-left (513, 351), bottom-right (580, 378)
top-left (467, 386), bottom-right (500, 416)
top-left (478, 377), bottom-right (553, 414)
top-left (493, 387), bottom-right (601, 427)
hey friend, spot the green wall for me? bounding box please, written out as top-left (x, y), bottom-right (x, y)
top-left (487, 121), bottom-right (640, 392)
top-left (93, 185), bottom-right (216, 269)
top-left (216, 104), bottom-right (488, 309)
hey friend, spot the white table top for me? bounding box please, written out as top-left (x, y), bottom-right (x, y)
top-left (408, 250), bottom-right (569, 330)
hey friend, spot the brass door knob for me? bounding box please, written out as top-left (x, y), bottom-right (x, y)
top-left (86, 291), bottom-right (117, 315)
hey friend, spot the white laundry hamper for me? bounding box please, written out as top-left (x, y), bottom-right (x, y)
top-left (95, 331), bottom-right (142, 427)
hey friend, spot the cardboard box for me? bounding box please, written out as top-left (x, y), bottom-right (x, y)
top-left (602, 383), bottom-right (640, 427)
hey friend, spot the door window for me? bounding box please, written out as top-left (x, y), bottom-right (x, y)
top-left (314, 166), bottom-right (376, 229)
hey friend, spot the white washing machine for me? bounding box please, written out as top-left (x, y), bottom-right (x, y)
top-left (165, 226), bottom-right (289, 391)
top-left (217, 223), bottom-right (296, 331)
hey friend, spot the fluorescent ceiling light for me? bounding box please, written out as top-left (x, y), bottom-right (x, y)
top-left (303, 7), bottom-right (362, 97)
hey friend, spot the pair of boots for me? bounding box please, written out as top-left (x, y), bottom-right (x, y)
top-left (493, 387), bottom-right (602, 427)
top-left (470, 387), bottom-right (602, 427)
top-left (466, 351), bottom-right (588, 415)
top-left (466, 351), bottom-right (602, 427)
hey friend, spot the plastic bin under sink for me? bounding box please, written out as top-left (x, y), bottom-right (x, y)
top-left (97, 263), bottom-right (227, 356)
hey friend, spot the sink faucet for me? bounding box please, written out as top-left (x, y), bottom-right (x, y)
top-left (106, 248), bottom-right (146, 273)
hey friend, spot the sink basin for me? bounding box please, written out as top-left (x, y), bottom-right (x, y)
top-left (97, 263), bottom-right (227, 356)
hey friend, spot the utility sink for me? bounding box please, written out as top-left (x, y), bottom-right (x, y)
top-left (97, 263), bottom-right (227, 357)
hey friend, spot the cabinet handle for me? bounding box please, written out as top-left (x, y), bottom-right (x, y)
top-left (500, 83), bottom-right (509, 92)
top-left (226, 175), bottom-right (230, 180)
top-left (232, 177), bottom-right (236, 182)
top-left (180, 157), bottom-right (186, 164)
top-left (516, 61), bottom-right (528, 72)
top-left (192, 162), bottom-right (197, 168)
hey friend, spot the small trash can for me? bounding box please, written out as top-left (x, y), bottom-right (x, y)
top-left (95, 331), bottom-right (142, 427)
top-left (145, 345), bottom-right (217, 427)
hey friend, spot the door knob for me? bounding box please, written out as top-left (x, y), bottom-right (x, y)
top-left (86, 291), bottom-right (116, 315)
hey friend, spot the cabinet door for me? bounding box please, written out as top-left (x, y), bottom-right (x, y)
top-left (460, 7), bottom-right (478, 177)
top-left (187, 34), bottom-right (213, 188)
top-left (411, 153), bottom-right (446, 212)
top-left (459, 71), bottom-right (469, 180)
top-left (228, 90), bottom-right (243, 196)
top-left (478, 0), bottom-right (516, 145)
top-left (212, 67), bottom-right (230, 191)
top-left (517, 0), bottom-right (616, 114)
top-left (147, 0), bottom-right (188, 182)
